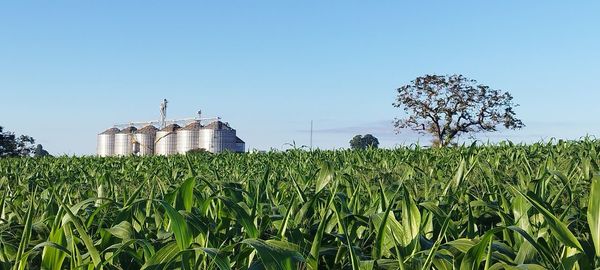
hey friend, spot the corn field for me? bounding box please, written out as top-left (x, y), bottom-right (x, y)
top-left (1, 140), bottom-right (600, 269)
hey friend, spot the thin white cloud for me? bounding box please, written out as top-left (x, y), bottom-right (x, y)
top-left (298, 119), bottom-right (600, 148)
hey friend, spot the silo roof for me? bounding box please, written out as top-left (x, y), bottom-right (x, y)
top-left (100, 127), bottom-right (120, 135)
top-left (119, 126), bottom-right (137, 134)
top-left (182, 121), bottom-right (202, 131)
top-left (161, 124), bottom-right (181, 132)
top-left (137, 125), bottom-right (158, 134)
top-left (204, 121), bottom-right (233, 130)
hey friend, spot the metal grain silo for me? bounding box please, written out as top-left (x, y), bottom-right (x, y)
top-left (204, 121), bottom-right (237, 153)
top-left (235, 137), bottom-right (245, 153)
top-left (134, 125), bottom-right (158, 156)
top-left (177, 121), bottom-right (202, 154)
top-left (97, 127), bottom-right (120, 157)
top-left (155, 124), bottom-right (180, 156)
top-left (198, 128), bottom-right (214, 151)
top-left (114, 126), bottom-right (137, 156)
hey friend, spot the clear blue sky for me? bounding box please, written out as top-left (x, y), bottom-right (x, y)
top-left (1, 1), bottom-right (599, 155)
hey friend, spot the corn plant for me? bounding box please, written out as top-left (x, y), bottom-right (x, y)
top-left (0, 139), bottom-right (599, 269)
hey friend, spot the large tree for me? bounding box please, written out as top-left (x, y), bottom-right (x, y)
top-left (349, 134), bottom-right (380, 150)
top-left (0, 126), bottom-right (36, 157)
top-left (393, 74), bottom-right (524, 147)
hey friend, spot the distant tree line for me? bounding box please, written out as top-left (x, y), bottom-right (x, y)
top-left (0, 126), bottom-right (49, 157)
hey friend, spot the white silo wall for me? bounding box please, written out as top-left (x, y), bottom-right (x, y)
top-left (155, 131), bottom-right (177, 156)
top-left (114, 134), bottom-right (134, 156)
top-left (177, 130), bottom-right (199, 154)
top-left (97, 134), bottom-right (115, 157)
top-left (135, 133), bottom-right (156, 156)
top-left (198, 129), bottom-right (213, 152)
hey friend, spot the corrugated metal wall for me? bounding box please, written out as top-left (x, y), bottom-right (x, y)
top-left (97, 134), bottom-right (115, 157)
top-left (155, 131), bottom-right (177, 156)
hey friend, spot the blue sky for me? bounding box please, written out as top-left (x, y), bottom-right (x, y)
top-left (1, 1), bottom-right (599, 155)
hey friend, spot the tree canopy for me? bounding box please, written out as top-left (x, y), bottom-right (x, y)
top-left (349, 134), bottom-right (380, 150)
top-left (0, 126), bottom-right (36, 157)
top-left (393, 74), bottom-right (524, 147)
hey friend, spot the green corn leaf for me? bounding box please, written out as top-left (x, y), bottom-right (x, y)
top-left (193, 247), bottom-right (231, 270)
top-left (459, 228), bottom-right (502, 270)
top-left (511, 187), bottom-right (583, 251)
top-left (359, 259), bottom-right (402, 270)
top-left (160, 201), bottom-right (192, 251)
top-left (242, 239), bottom-right (304, 270)
top-left (106, 221), bottom-right (134, 240)
top-left (333, 202), bottom-right (360, 270)
top-left (55, 193), bottom-right (102, 268)
top-left (124, 181), bottom-right (145, 208)
top-left (141, 241), bottom-right (180, 270)
top-left (278, 193), bottom-right (296, 240)
top-left (316, 162), bottom-right (334, 194)
top-left (507, 226), bottom-right (556, 265)
top-left (219, 197), bottom-right (259, 238)
top-left (421, 207), bottom-right (453, 270)
top-left (307, 211), bottom-right (333, 270)
top-left (35, 241), bottom-right (72, 258)
top-left (373, 192), bottom-right (397, 260)
top-left (372, 211), bottom-right (405, 257)
top-left (401, 187), bottom-right (421, 250)
top-left (41, 225), bottom-right (68, 270)
top-left (588, 175), bottom-right (600, 256)
top-left (176, 176), bottom-right (196, 212)
top-left (13, 190), bottom-right (35, 270)
top-left (444, 158), bottom-right (465, 195)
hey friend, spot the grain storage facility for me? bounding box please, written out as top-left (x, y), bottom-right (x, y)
top-left (203, 121), bottom-right (243, 153)
top-left (97, 127), bottom-right (120, 157)
top-left (114, 126), bottom-right (137, 156)
top-left (155, 124), bottom-right (180, 156)
top-left (96, 100), bottom-right (245, 156)
top-left (177, 121), bottom-right (202, 154)
top-left (198, 127), bottom-right (213, 152)
top-left (134, 125), bottom-right (158, 156)
top-left (235, 137), bottom-right (245, 153)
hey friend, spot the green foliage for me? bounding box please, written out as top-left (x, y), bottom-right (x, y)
top-left (394, 74), bottom-right (525, 147)
top-left (0, 139), bottom-right (600, 268)
top-left (0, 126), bottom-right (36, 157)
top-left (589, 176), bottom-right (600, 256)
top-left (349, 134), bottom-right (380, 150)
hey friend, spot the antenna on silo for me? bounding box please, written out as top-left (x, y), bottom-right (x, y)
top-left (160, 99), bottom-right (168, 129)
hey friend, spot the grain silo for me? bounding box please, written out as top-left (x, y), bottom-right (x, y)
top-left (134, 125), bottom-right (158, 156)
top-left (96, 99), bottom-right (246, 156)
top-left (235, 137), bottom-right (245, 153)
top-left (114, 126), bottom-right (137, 156)
top-left (198, 128), bottom-right (213, 151)
top-left (204, 121), bottom-right (238, 153)
top-left (155, 124), bottom-right (180, 156)
top-left (97, 127), bottom-right (120, 157)
top-left (177, 121), bottom-right (202, 154)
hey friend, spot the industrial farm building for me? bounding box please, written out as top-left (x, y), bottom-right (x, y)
top-left (97, 100), bottom-right (245, 156)
top-left (97, 120), bottom-right (245, 156)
